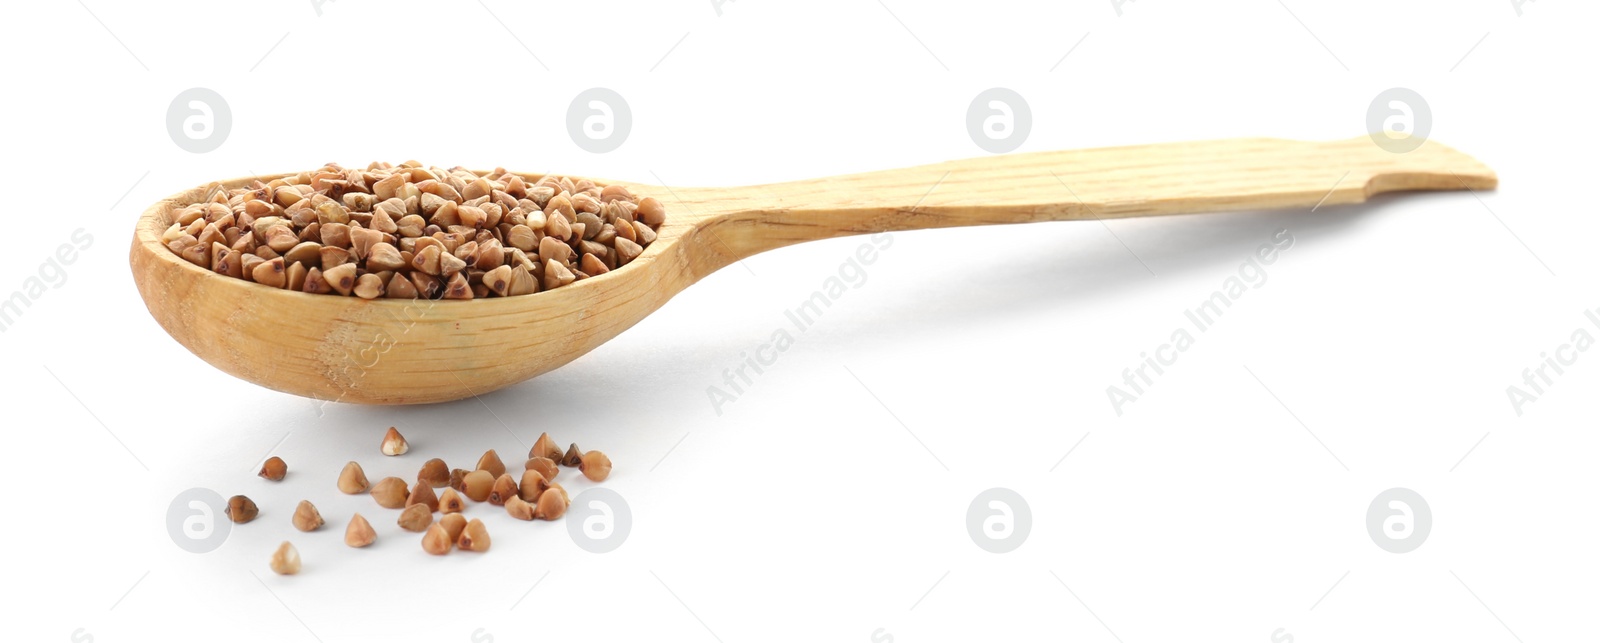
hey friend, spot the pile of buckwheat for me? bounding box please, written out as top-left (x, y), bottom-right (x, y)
top-left (233, 426), bottom-right (614, 573)
top-left (161, 162), bottom-right (666, 299)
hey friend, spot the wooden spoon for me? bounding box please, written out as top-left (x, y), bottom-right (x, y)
top-left (131, 135), bottom-right (1495, 404)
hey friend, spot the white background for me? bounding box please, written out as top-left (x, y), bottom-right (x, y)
top-left (1, 1), bottom-right (1593, 642)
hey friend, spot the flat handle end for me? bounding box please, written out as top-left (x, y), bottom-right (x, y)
top-left (1344, 135), bottom-right (1498, 196)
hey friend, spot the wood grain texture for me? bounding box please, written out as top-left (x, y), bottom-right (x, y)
top-left (131, 135), bottom-right (1495, 404)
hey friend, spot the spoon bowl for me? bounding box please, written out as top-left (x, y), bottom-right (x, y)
top-left (131, 135), bottom-right (1495, 404)
top-left (132, 172), bottom-right (718, 405)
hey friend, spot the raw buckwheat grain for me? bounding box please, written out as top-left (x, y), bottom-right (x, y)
top-left (165, 163), bottom-right (666, 300)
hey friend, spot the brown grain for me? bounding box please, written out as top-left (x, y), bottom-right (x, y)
top-left (258, 456), bottom-right (287, 481)
top-left (525, 456), bottom-right (558, 481)
top-left (418, 458), bottom-right (450, 488)
top-left (370, 477), bottom-right (410, 508)
top-left (226, 495), bottom-right (259, 523)
top-left (345, 513), bottom-right (376, 547)
top-left (164, 164), bottom-right (666, 300)
top-left (292, 500), bottom-right (325, 531)
top-left (476, 449), bottom-right (506, 479)
top-left (579, 450), bottom-right (612, 482)
top-left (461, 470), bottom-right (494, 502)
top-left (397, 504), bottom-right (433, 532)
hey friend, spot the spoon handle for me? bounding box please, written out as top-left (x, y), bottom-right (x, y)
top-left (690, 135), bottom-right (1495, 260)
